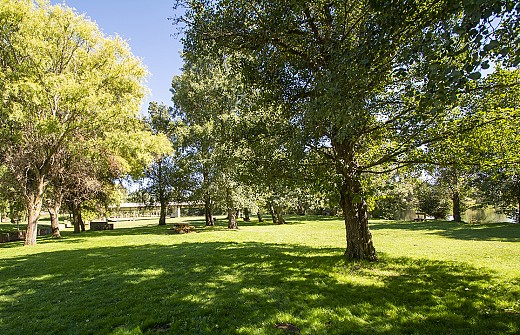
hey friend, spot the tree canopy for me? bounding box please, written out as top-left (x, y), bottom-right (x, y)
top-left (176, 0), bottom-right (519, 259)
top-left (0, 0), bottom-right (169, 244)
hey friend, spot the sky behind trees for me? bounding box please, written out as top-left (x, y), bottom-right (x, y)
top-left (51, 0), bottom-right (183, 112)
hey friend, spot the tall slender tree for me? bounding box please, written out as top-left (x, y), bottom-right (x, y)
top-left (138, 102), bottom-right (187, 226)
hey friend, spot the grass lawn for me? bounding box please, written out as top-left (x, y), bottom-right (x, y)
top-left (0, 216), bottom-right (519, 334)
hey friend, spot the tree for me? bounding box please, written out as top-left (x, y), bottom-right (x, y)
top-left (468, 69), bottom-right (520, 223)
top-left (415, 181), bottom-right (452, 220)
top-left (0, 1), bottom-right (162, 244)
top-left (176, 0), bottom-right (518, 260)
top-left (371, 172), bottom-right (417, 221)
top-left (172, 57), bottom-right (251, 229)
top-left (172, 63), bottom-right (221, 226)
top-left (138, 102), bottom-right (186, 226)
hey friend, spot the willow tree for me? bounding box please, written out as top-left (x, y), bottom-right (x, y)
top-left (0, 1), bottom-right (163, 245)
top-left (176, 0), bottom-right (519, 260)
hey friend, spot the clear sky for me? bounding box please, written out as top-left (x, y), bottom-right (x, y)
top-left (51, 0), bottom-right (184, 112)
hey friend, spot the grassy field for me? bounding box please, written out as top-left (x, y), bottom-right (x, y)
top-left (0, 216), bottom-right (519, 334)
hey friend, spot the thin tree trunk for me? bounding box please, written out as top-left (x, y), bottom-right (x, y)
top-left (49, 205), bottom-right (61, 238)
top-left (297, 202), bottom-right (305, 215)
top-left (257, 210), bottom-right (264, 222)
top-left (157, 160), bottom-right (167, 226)
top-left (79, 207), bottom-right (85, 232)
top-left (159, 198), bottom-right (167, 225)
top-left (517, 196), bottom-right (520, 224)
top-left (24, 177), bottom-right (45, 246)
top-left (452, 191), bottom-right (462, 222)
top-left (269, 203), bottom-right (276, 224)
top-left (243, 208), bottom-right (251, 222)
top-left (226, 187), bottom-right (237, 229)
top-left (340, 172), bottom-right (377, 261)
top-left (204, 194), bottom-right (214, 226)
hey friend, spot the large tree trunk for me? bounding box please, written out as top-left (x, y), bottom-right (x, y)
top-left (274, 206), bottom-right (285, 224)
top-left (452, 190), bottom-right (462, 222)
top-left (48, 205), bottom-right (61, 238)
top-left (71, 202), bottom-right (83, 233)
top-left (24, 176), bottom-right (45, 245)
top-left (204, 194), bottom-right (214, 226)
top-left (340, 173), bottom-right (378, 261)
top-left (227, 208), bottom-right (238, 229)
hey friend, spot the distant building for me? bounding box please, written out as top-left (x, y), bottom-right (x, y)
top-left (108, 202), bottom-right (195, 218)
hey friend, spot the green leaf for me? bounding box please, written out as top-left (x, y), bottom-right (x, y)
top-left (468, 72), bottom-right (481, 80)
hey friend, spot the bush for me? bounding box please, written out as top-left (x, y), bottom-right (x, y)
top-left (415, 183), bottom-right (451, 220)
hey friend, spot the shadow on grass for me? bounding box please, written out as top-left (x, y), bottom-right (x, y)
top-left (56, 216), bottom-right (313, 239)
top-left (0, 242), bottom-right (518, 335)
top-left (370, 220), bottom-right (520, 242)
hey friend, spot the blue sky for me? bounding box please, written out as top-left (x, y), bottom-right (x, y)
top-left (51, 0), bottom-right (184, 112)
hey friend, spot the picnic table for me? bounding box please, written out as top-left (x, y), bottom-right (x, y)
top-left (414, 212), bottom-right (427, 221)
top-left (90, 220), bottom-right (114, 231)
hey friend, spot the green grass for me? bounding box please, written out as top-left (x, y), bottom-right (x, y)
top-left (0, 216), bottom-right (519, 334)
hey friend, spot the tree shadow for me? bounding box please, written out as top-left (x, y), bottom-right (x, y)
top-left (370, 220), bottom-right (520, 242)
top-left (0, 242), bottom-right (518, 334)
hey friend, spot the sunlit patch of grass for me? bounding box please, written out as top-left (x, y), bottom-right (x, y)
top-left (0, 216), bottom-right (519, 334)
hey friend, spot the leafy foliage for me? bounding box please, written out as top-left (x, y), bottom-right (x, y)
top-left (415, 182), bottom-right (452, 220)
top-left (175, 0), bottom-right (519, 259)
top-left (0, 0), bottom-right (165, 243)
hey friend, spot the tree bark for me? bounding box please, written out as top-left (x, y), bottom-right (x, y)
top-left (80, 208), bottom-right (85, 232)
top-left (226, 187), bottom-right (237, 229)
top-left (24, 176), bottom-right (45, 246)
top-left (48, 205), bottom-right (61, 238)
top-left (269, 203), bottom-right (276, 224)
top-left (243, 208), bottom-right (251, 222)
top-left (159, 198), bottom-right (167, 226)
top-left (257, 210), bottom-right (264, 222)
top-left (204, 194), bottom-right (214, 226)
top-left (452, 190), bottom-right (462, 222)
top-left (340, 173), bottom-right (378, 261)
top-left (157, 160), bottom-right (167, 226)
top-left (71, 202), bottom-right (83, 233)
top-left (274, 206), bottom-right (285, 224)
top-left (227, 208), bottom-right (238, 229)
